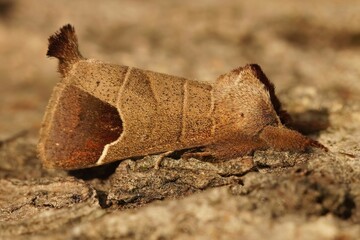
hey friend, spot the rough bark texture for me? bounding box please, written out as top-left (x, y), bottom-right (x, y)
top-left (1, 0), bottom-right (360, 239)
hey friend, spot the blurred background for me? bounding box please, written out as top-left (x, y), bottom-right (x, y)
top-left (0, 0), bottom-right (359, 140)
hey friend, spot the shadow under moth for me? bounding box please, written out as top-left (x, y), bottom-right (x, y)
top-left (38, 24), bottom-right (327, 170)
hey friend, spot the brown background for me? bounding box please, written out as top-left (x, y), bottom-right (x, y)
top-left (0, 0), bottom-right (359, 239)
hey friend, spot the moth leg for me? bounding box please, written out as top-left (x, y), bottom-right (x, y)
top-left (182, 151), bottom-right (213, 160)
top-left (203, 139), bottom-right (267, 160)
top-left (259, 125), bottom-right (328, 152)
top-left (182, 138), bottom-right (266, 161)
top-left (154, 151), bottom-right (174, 169)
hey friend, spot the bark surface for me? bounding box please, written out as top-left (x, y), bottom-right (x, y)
top-left (0, 0), bottom-right (359, 239)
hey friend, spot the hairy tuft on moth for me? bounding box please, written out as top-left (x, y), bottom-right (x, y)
top-left (47, 24), bottom-right (84, 76)
top-left (38, 24), bottom-right (328, 170)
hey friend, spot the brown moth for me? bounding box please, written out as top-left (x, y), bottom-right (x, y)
top-left (38, 24), bottom-right (327, 170)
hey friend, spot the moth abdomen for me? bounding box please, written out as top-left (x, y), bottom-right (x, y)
top-left (47, 24), bottom-right (84, 76)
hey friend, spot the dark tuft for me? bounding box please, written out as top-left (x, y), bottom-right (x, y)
top-left (47, 24), bottom-right (84, 76)
top-left (247, 64), bottom-right (292, 126)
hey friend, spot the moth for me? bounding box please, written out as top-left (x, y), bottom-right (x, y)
top-left (38, 24), bottom-right (327, 170)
